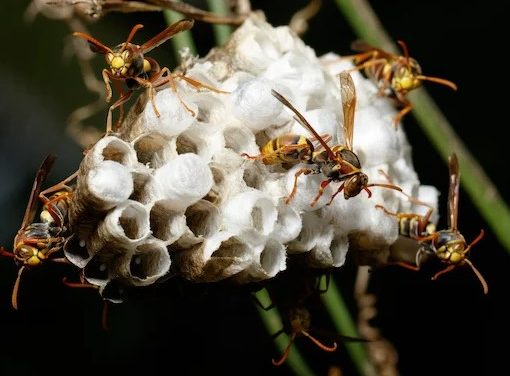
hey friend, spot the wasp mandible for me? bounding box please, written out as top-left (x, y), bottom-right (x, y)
top-left (0, 155), bottom-right (77, 309)
top-left (377, 154), bottom-right (487, 293)
top-left (347, 40), bottom-right (457, 126)
top-left (73, 19), bottom-right (226, 133)
top-left (244, 72), bottom-right (401, 206)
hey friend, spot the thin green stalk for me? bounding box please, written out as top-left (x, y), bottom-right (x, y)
top-left (206, 0), bottom-right (233, 45)
top-left (334, 0), bottom-right (510, 252)
top-left (255, 289), bottom-right (317, 376)
top-left (321, 280), bottom-right (375, 376)
top-left (163, 2), bottom-right (197, 59)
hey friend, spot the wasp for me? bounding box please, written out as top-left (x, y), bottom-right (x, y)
top-left (255, 257), bottom-right (366, 366)
top-left (347, 40), bottom-right (457, 126)
top-left (376, 154), bottom-right (487, 294)
top-left (243, 72), bottom-right (401, 206)
top-left (73, 19), bottom-right (226, 133)
top-left (0, 155), bottom-right (78, 309)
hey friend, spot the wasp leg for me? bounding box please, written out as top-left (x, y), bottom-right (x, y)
top-left (393, 93), bottom-right (412, 128)
top-left (327, 181), bottom-right (346, 205)
top-left (152, 68), bottom-right (196, 116)
top-left (173, 73), bottom-right (230, 94)
top-left (106, 90), bottom-right (133, 133)
top-left (311, 178), bottom-right (332, 207)
top-left (285, 168), bottom-right (314, 204)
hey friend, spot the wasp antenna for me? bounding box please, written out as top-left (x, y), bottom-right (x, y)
top-left (367, 183), bottom-right (403, 193)
top-left (364, 187), bottom-right (372, 198)
top-left (272, 333), bottom-right (297, 366)
top-left (12, 266), bottom-right (25, 310)
top-left (0, 246), bottom-right (14, 258)
top-left (464, 258), bottom-right (489, 295)
top-left (73, 32), bottom-right (113, 54)
top-left (466, 229), bottom-right (485, 250)
top-left (301, 330), bottom-right (338, 352)
top-left (397, 40), bottom-right (410, 63)
top-left (416, 75), bottom-right (458, 91)
top-left (121, 24), bottom-right (144, 52)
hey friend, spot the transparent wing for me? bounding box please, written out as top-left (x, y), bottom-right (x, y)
top-left (20, 154), bottom-right (57, 229)
top-left (140, 18), bottom-right (194, 53)
top-left (271, 89), bottom-right (336, 160)
top-left (447, 153), bottom-right (460, 230)
top-left (339, 71), bottom-right (356, 150)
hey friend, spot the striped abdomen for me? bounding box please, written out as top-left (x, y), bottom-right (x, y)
top-left (260, 134), bottom-right (313, 166)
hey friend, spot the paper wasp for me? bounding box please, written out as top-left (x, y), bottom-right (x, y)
top-left (73, 19), bottom-right (226, 133)
top-left (256, 258), bottom-right (366, 366)
top-left (376, 154), bottom-right (487, 294)
top-left (347, 40), bottom-right (457, 126)
top-left (0, 155), bottom-right (78, 309)
top-left (243, 72), bottom-right (401, 206)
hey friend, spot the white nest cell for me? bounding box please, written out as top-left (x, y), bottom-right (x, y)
top-left (132, 132), bottom-right (175, 169)
top-left (89, 136), bottom-right (138, 168)
top-left (149, 200), bottom-right (187, 244)
top-left (126, 240), bottom-right (171, 286)
top-left (151, 153), bottom-right (214, 211)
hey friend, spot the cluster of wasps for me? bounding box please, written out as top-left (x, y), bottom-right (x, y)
top-left (1, 17), bottom-right (487, 365)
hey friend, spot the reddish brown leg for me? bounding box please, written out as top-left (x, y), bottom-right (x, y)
top-left (285, 168), bottom-right (314, 204)
top-left (311, 179), bottom-right (332, 207)
top-left (393, 94), bottom-right (412, 128)
top-left (12, 266), bottom-right (25, 310)
top-left (431, 265), bottom-right (455, 280)
top-left (327, 182), bottom-right (346, 205)
top-left (106, 90), bottom-right (133, 133)
top-left (173, 74), bottom-right (230, 94)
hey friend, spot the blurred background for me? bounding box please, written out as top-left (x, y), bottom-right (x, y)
top-left (0, 1), bottom-right (508, 375)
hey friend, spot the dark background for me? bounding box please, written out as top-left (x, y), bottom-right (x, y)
top-left (0, 1), bottom-right (508, 375)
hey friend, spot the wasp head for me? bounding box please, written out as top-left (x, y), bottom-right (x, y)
top-left (14, 244), bottom-right (46, 267)
top-left (106, 45), bottom-right (144, 77)
top-left (343, 172), bottom-right (369, 199)
top-left (392, 57), bottom-right (423, 94)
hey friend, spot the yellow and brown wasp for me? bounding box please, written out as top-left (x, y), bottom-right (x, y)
top-left (0, 155), bottom-right (77, 309)
top-left (73, 19), bottom-right (226, 133)
top-left (347, 40), bottom-right (457, 126)
top-left (256, 258), bottom-right (366, 366)
top-left (244, 71), bottom-right (401, 206)
top-left (377, 154), bottom-right (487, 294)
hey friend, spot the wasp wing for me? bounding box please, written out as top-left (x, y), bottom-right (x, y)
top-left (20, 154), bottom-right (57, 230)
top-left (339, 71), bottom-right (356, 151)
top-left (271, 89), bottom-right (336, 160)
top-left (140, 18), bottom-right (195, 54)
top-left (447, 153), bottom-right (460, 230)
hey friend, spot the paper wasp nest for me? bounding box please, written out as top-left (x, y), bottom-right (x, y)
top-left (67, 14), bottom-right (438, 294)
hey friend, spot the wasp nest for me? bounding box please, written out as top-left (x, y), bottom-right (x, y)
top-left (67, 14), bottom-right (438, 296)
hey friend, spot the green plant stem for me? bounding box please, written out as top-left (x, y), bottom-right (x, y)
top-left (321, 280), bottom-right (375, 376)
top-left (334, 0), bottom-right (510, 252)
top-left (206, 0), bottom-right (233, 45)
top-left (163, 3), bottom-right (197, 60)
top-left (254, 289), bottom-right (317, 376)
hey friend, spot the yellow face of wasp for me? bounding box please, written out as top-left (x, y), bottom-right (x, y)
top-left (392, 58), bottom-right (422, 93)
top-left (436, 240), bottom-right (466, 265)
top-left (15, 245), bottom-right (46, 267)
top-left (106, 50), bottom-right (132, 76)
